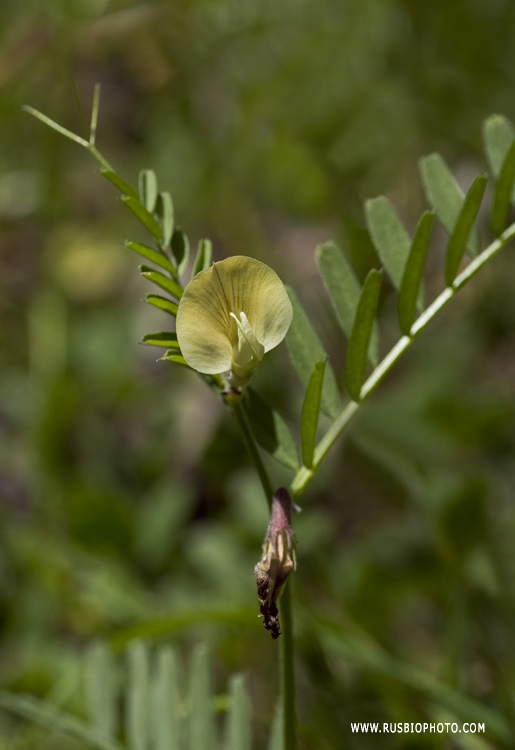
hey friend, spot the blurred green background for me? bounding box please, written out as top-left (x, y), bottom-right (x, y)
top-left (2, 0), bottom-right (515, 747)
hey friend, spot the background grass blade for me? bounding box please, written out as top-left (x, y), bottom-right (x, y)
top-left (156, 191), bottom-right (174, 248)
top-left (244, 388), bottom-right (299, 471)
top-left (125, 241), bottom-right (176, 275)
top-left (0, 690), bottom-right (124, 750)
top-left (365, 197), bottom-right (411, 291)
top-left (152, 646), bottom-right (182, 750)
top-left (138, 169), bottom-right (158, 213)
top-left (301, 360), bottom-right (325, 469)
top-left (224, 674), bottom-right (251, 750)
top-left (121, 196), bottom-right (163, 241)
top-left (126, 640), bottom-right (150, 750)
top-left (491, 140), bottom-right (515, 237)
top-left (193, 238), bottom-right (213, 276)
top-left (285, 286), bottom-right (340, 419)
top-left (85, 640), bottom-right (117, 743)
top-left (419, 153), bottom-right (480, 256)
top-left (140, 266), bottom-right (183, 300)
top-left (445, 174), bottom-right (487, 286)
top-left (398, 211), bottom-right (434, 335)
top-left (267, 701), bottom-right (283, 750)
top-left (316, 241), bottom-right (379, 365)
top-left (345, 269), bottom-right (382, 402)
top-left (482, 114), bottom-right (515, 181)
top-left (188, 644), bottom-right (214, 750)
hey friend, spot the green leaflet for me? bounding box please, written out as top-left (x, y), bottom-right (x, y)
top-left (445, 174), bottom-right (487, 286)
top-left (122, 196), bottom-right (163, 241)
top-left (193, 238), bottom-right (213, 276)
top-left (285, 286), bottom-right (340, 419)
top-left (85, 641), bottom-right (117, 742)
top-left (141, 332), bottom-right (179, 349)
top-left (491, 140), bottom-right (515, 237)
top-left (365, 197), bottom-right (411, 291)
top-left (482, 114), bottom-right (515, 182)
top-left (224, 675), bottom-right (251, 750)
top-left (301, 360), bottom-right (325, 469)
top-left (345, 269), bottom-right (382, 402)
top-left (160, 351), bottom-right (189, 367)
top-left (244, 388), bottom-right (299, 471)
top-left (100, 168), bottom-right (139, 199)
top-left (189, 645), bottom-right (215, 750)
top-left (138, 169), bottom-right (158, 213)
top-left (151, 647), bottom-right (181, 750)
top-left (146, 294), bottom-right (178, 317)
top-left (156, 192), bottom-right (174, 248)
top-left (125, 240), bottom-right (177, 275)
top-left (317, 241), bottom-right (380, 366)
top-left (419, 153), bottom-right (480, 257)
top-left (398, 211), bottom-right (434, 335)
top-left (126, 640), bottom-right (150, 750)
top-left (171, 228), bottom-right (190, 275)
top-left (140, 266), bottom-right (183, 300)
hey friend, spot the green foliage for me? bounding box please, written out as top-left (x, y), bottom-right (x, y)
top-left (0, 643), bottom-right (255, 750)
top-left (420, 153), bottom-right (480, 256)
top-left (345, 270), bottom-right (383, 402)
top-left (285, 287), bottom-right (340, 419)
top-left (398, 211), bottom-right (434, 335)
top-left (444, 174), bottom-right (488, 285)
top-left (300, 360), bottom-right (326, 469)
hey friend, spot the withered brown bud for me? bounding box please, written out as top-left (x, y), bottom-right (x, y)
top-left (254, 488), bottom-right (296, 639)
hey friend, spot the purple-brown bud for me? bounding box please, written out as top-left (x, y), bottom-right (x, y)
top-left (254, 488), bottom-right (296, 639)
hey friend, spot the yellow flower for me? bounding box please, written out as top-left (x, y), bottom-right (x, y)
top-left (176, 255), bottom-right (292, 387)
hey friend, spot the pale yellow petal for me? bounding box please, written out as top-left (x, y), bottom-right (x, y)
top-left (210, 256), bottom-right (292, 352)
top-left (175, 265), bottom-right (232, 374)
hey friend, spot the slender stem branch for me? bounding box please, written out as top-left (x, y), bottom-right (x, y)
top-left (228, 394), bottom-right (274, 508)
top-left (280, 581), bottom-right (296, 750)
top-left (290, 221), bottom-right (515, 498)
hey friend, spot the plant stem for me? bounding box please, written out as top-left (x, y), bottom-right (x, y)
top-left (290, 220), bottom-right (515, 498)
top-left (228, 394), bottom-right (274, 508)
top-left (280, 582), bottom-right (296, 750)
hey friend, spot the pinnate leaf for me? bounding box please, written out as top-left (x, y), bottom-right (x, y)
top-left (171, 229), bottom-right (190, 275)
top-left (445, 174), bottom-right (487, 285)
top-left (138, 169), bottom-right (158, 213)
top-left (419, 153), bottom-right (479, 256)
top-left (101, 168), bottom-right (138, 199)
top-left (365, 197), bottom-right (411, 290)
top-left (122, 196), bottom-right (163, 241)
top-left (193, 238), bottom-right (213, 276)
top-left (244, 388), bottom-right (299, 471)
top-left (125, 240), bottom-right (176, 275)
top-left (156, 192), bottom-right (174, 248)
top-left (316, 241), bottom-right (379, 365)
top-left (140, 266), bottom-right (183, 300)
top-left (301, 360), bottom-right (325, 469)
top-left (285, 286), bottom-right (340, 419)
top-left (146, 294), bottom-right (178, 317)
top-left (345, 269), bottom-right (382, 402)
top-left (398, 211), bottom-right (434, 335)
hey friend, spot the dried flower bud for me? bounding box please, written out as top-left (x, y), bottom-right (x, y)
top-left (254, 488), bottom-right (296, 639)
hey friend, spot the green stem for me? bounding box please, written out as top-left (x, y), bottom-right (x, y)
top-left (280, 582), bottom-right (296, 750)
top-left (290, 221), bottom-right (515, 498)
top-left (228, 394), bottom-right (274, 508)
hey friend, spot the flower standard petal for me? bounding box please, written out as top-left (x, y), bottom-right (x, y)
top-left (176, 255), bottom-right (292, 382)
top-left (175, 266), bottom-right (233, 374)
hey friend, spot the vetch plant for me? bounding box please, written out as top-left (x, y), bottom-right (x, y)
top-left (14, 89), bottom-right (515, 749)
